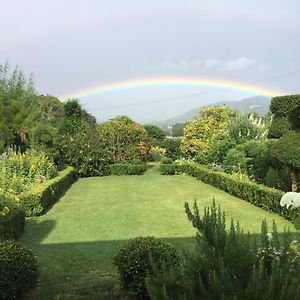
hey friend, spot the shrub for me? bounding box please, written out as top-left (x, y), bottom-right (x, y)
top-left (161, 157), bottom-right (173, 164)
top-left (18, 166), bottom-right (75, 216)
top-left (0, 194), bottom-right (25, 240)
top-left (131, 158), bottom-right (143, 165)
top-left (0, 240), bottom-right (38, 300)
top-left (159, 163), bottom-right (177, 175)
top-left (114, 236), bottom-right (180, 298)
top-left (147, 201), bottom-right (300, 300)
top-left (265, 167), bottom-right (280, 189)
top-left (163, 138), bottom-right (182, 160)
top-left (160, 162), bottom-right (300, 221)
top-left (127, 164), bottom-right (147, 175)
top-left (110, 163), bottom-right (147, 175)
top-left (0, 149), bottom-right (58, 196)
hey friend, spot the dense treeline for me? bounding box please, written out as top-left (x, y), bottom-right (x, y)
top-left (1, 63), bottom-right (299, 191)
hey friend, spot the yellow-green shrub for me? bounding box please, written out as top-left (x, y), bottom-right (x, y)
top-left (0, 149), bottom-right (58, 196)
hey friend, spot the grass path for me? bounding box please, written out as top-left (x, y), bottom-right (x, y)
top-left (21, 166), bottom-right (295, 299)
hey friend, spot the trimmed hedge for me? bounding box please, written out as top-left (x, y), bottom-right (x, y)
top-left (18, 166), bottom-right (76, 217)
top-left (110, 163), bottom-right (147, 175)
top-left (0, 195), bottom-right (26, 240)
top-left (160, 163), bottom-right (300, 221)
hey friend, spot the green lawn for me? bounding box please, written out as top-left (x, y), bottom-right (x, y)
top-left (21, 166), bottom-right (296, 299)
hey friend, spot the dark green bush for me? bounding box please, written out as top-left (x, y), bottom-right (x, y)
top-left (147, 201), bottom-right (300, 300)
top-left (265, 167), bottom-right (280, 189)
top-left (110, 163), bottom-right (147, 175)
top-left (114, 236), bottom-right (180, 298)
top-left (127, 164), bottom-right (147, 175)
top-left (18, 166), bottom-right (75, 217)
top-left (162, 138), bottom-right (182, 160)
top-left (159, 163), bottom-right (177, 175)
top-left (268, 116), bottom-right (291, 138)
top-left (0, 195), bottom-right (25, 240)
top-left (161, 157), bottom-right (173, 164)
top-left (0, 240), bottom-right (38, 300)
top-left (131, 158), bottom-right (143, 165)
top-left (161, 162), bottom-right (300, 221)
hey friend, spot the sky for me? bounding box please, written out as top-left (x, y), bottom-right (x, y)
top-left (0, 0), bottom-right (299, 123)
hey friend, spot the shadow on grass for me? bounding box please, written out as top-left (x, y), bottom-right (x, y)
top-left (22, 218), bottom-right (300, 300)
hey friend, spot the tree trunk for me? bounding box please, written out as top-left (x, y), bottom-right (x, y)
top-left (290, 168), bottom-right (298, 192)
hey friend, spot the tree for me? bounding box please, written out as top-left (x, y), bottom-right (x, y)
top-left (180, 106), bottom-right (230, 158)
top-left (268, 95), bottom-right (300, 191)
top-left (171, 123), bottom-right (187, 137)
top-left (270, 131), bottom-right (300, 191)
top-left (143, 124), bottom-right (166, 146)
top-left (99, 116), bottom-right (150, 163)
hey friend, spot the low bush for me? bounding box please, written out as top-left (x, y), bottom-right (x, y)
top-left (110, 163), bottom-right (147, 175)
top-left (131, 158), bottom-right (143, 165)
top-left (18, 166), bottom-right (75, 217)
top-left (114, 236), bottom-right (180, 298)
top-left (0, 195), bottom-right (25, 240)
top-left (160, 162), bottom-right (300, 221)
top-left (159, 163), bottom-right (177, 175)
top-left (0, 240), bottom-right (38, 300)
top-left (161, 157), bottom-right (173, 164)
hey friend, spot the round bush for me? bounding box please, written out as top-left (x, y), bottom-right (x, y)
top-left (161, 157), bottom-right (173, 164)
top-left (131, 158), bottom-right (143, 165)
top-left (114, 236), bottom-right (180, 297)
top-left (0, 240), bottom-right (38, 300)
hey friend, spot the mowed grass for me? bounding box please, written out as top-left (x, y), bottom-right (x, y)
top-left (21, 166), bottom-right (296, 299)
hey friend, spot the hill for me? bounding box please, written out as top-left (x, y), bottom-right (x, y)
top-left (156, 96), bottom-right (271, 126)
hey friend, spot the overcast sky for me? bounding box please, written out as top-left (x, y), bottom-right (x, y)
top-left (1, 0), bottom-right (299, 122)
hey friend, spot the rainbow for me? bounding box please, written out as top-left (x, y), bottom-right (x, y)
top-left (59, 76), bottom-right (284, 100)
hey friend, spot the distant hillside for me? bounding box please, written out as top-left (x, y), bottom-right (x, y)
top-left (157, 96), bottom-right (271, 126)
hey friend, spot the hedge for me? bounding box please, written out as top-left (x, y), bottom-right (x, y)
top-left (0, 194), bottom-right (26, 240)
top-left (160, 163), bottom-right (300, 221)
top-left (18, 166), bottom-right (76, 217)
top-left (110, 163), bottom-right (147, 175)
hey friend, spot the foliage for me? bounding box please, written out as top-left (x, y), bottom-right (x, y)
top-left (55, 100), bottom-right (111, 177)
top-left (114, 236), bottom-right (180, 298)
top-left (99, 116), bottom-right (150, 163)
top-left (0, 240), bottom-right (38, 300)
top-left (0, 149), bottom-right (58, 196)
top-left (270, 94), bottom-right (300, 120)
top-left (265, 167), bottom-right (280, 189)
top-left (18, 166), bottom-right (75, 216)
top-left (171, 123), bottom-right (187, 137)
top-left (159, 164), bottom-right (177, 175)
top-left (160, 162), bottom-right (300, 221)
top-left (228, 112), bottom-right (268, 143)
top-left (163, 138), bottom-right (182, 160)
top-left (270, 131), bottom-right (300, 191)
top-left (161, 157), bottom-right (173, 164)
top-left (223, 148), bottom-right (249, 174)
top-left (143, 124), bottom-right (166, 146)
top-left (270, 131), bottom-right (300, 170)
top-left (0, 194), bottom-right (25, 240)
top-left (149, 146), bottom-right (165, 161)
top-left (268, 115), bottom-right (292, 138)
top-left (0, 63), bottom-right (35, 152)
top-left (180, 106), bottom-right (231, 158)
top-left (147, 201), bottom-right (300, 300)
top-left (110, 163), bottom-right (147, 175)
